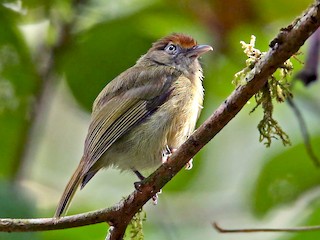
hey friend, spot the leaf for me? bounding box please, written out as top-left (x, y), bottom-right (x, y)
top-left (251, 137), bottom-right (320, 217)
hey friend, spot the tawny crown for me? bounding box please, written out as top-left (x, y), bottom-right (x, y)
top-left (152, 33), bottom-right (197, 50)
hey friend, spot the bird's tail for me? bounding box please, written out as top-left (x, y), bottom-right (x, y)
top-left (54, 162), bottom-right (84, 218)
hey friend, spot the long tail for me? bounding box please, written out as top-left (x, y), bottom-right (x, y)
top-left (54, 162), bottom-right (84, 218)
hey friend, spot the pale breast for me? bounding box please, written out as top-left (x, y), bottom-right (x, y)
top-left (166, 72), bottom-right (204, 148)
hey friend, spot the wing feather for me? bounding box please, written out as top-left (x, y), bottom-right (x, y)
top-left (82, 68), bottom-right (177, 171)
top-left (89, 100), bottom-right (147, 162)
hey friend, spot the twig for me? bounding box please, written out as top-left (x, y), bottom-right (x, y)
top-left (296, 27), bottom-right (320, 85)
top-left (287, 97), bottom-right (319, 166)
top-left (0, 0), bottom-right (320, 238)
top-left (213, 222), bottom-right (320, 233)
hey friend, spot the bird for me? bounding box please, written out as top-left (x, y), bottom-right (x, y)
top-left (54, 33), bottom-right (212, 217)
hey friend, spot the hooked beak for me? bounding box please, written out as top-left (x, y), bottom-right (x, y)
top-left (186, 44), bottom-right (213, 58)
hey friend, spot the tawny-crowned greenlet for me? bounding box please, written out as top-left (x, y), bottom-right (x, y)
top-left (54, 33), bottom-right (212, 217)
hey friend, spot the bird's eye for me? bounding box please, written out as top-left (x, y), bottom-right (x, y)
top-left (165, 44), bottom-right (177, 54)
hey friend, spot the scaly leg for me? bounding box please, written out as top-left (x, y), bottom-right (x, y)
top-left (132, 169), bottom-right (160, 204)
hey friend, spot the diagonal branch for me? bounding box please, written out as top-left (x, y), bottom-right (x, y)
top-left (1, 0), bottom-right (320, 239)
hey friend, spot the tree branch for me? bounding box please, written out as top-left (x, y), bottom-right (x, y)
top-left (1, 0), bottom-right (320, 238)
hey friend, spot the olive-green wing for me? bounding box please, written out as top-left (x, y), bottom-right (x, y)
top-left (82, 73), bottom-right (175, 172)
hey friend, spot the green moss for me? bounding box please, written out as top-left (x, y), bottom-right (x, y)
top-left (128, 208), bottom-right (147, 240)
top-left (235, 35), bottom-right (293, 147)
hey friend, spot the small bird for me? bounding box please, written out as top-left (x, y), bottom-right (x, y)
top-left (54, 33), bottom-right (212, 217)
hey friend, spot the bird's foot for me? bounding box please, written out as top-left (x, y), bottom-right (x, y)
top-left (162, 146), bottom-right (193, 170)
top-left (151, 189), bottom-right (162, 205)
top-left (133, 169), bottom-right (162, 204)
top-left (133, 169), bottom-right (145, 192)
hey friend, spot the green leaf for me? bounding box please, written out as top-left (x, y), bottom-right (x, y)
top-left (251, 137), bottom-right (320, 217)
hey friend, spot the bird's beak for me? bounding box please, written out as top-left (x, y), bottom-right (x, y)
top-left (186, 44), bottom-right (213, 58)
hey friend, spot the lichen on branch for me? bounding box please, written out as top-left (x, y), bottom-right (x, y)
top-left (128, 209), bottom-right (146, 240)
top-left (234, 35), bottom-right (293, 147)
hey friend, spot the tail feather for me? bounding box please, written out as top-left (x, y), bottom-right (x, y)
top-left (54, 163), bottom-right (84, 218)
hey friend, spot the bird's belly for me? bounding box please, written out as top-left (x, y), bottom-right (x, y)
top-left (100, 110), bottom-right (171, 171)
top-left (101, 97), bottom-right (201, 172)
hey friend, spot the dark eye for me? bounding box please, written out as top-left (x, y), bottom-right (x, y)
top-left (165, 44), bottom-right (177, 54)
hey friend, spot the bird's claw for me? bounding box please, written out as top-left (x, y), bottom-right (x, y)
top-left (134, 181), bottom-right (143, 192)
top-left (151, 189), bottom-right (162, 205)
top-left (162, 146), bottom-right (174, 164)
top-left (163, 146), bottom-right (193, 170)
top-left (185, 158), bottom-right (193, 170)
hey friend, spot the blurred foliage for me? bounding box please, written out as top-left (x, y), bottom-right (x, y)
top-left (39, 224), bottom-right (105, 240)
top-left (0, 5), bottom-right (39, 179)
top-left (252, 137), bottom-right (320, 216)
top-left (0, 0), bottom-right (320, 240)
top-left (58, 13), bottom-right (153, 111)
top-left (284, 198), bottom-right (320, 240)
top-left (0, 181), bottom-right (39, 240)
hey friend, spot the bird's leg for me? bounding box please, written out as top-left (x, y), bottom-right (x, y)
top-left (133, 169), bottom-right (145, 192)
top-left (133, 169), bottom-right (145, 181)
top-left (132, 169), bottom-right (160, 204)
top-left (163, 145), bottom-right (193, 170)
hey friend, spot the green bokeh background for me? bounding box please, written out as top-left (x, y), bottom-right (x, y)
top-left (0, 0), bottom-right (320, 239)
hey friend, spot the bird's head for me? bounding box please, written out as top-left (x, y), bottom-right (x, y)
top-left (141, 33), bottom-right (212, 73)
